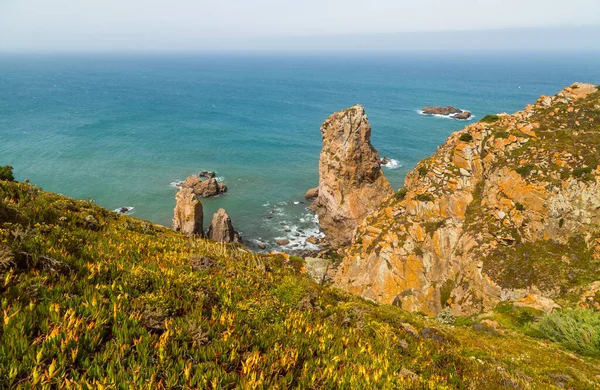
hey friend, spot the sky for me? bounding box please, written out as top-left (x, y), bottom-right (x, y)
top-left (0, 0), bottom-right (599, 51)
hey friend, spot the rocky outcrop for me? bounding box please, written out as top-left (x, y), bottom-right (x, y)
top-left (178, 176), bottom-right (227, 198)
top-left (206, 208), bottom-right (241, 243)
top-left (199, 171), bottom-right (216, 179)
top-left (305, 187), bottom-right (319, 200)
top-left (423, 106), bottom-right (472, 119)
top-left (173, 187), bottom-right (203, 235)
top-left (311, 105), bottom-right (393, 249)
top-left (336, 83), bottom-right (600, 315)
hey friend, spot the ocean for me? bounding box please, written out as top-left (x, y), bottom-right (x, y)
top-left (1, 52), bottom-right (599, 251)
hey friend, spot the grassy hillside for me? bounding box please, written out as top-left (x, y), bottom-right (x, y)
top-left (1, 178), bottom-right (599, 388)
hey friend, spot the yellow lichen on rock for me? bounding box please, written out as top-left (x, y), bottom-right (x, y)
top-left (335, 83), bottom-right (600, 315)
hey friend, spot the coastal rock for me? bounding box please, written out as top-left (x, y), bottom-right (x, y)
top-left (179, 176), bottom-right (227, 198)
top-left (335, 83), bottom-right (600, 315)
top-left (276, 239), bottom-right (290, 246)
top-left (173, 187), bottom-right (203, 235)
top-left (304, 257), bottom-right (332, 284)
top-left (206, 208), bottom-right (241, 243)
top-left (453, 111), bottom-right (472, 120)
top-left (306, 236), bottom-right (320, 245)
top-left (423, 106), bottom-right (472, 119)
top-left (305, 187), bottom-right (319, 200)
top-left (311, 105), bottom-right (393, 249)
top-left (199, 171), bottom-right (216, 179)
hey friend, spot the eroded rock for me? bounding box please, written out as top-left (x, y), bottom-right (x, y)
top-left (173, 187), bottom-right (203, 235)
top-left (206, 208), bottom-right (241, 243)
top-left (311, 105), bottom-right (393, 249)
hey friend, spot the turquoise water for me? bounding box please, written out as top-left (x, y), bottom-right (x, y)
top-left (1, 52), bottom-right (599, 250)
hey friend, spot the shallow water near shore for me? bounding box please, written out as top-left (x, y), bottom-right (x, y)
top-left (1, 52), bottom-right (599, 250)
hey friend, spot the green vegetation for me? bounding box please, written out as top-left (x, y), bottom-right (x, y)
top-left (515, 202), bottom-right (525, 211)
top-left (458, 133), bottom-right (473, 142)
top-left (573, 166), bottom-right (595, 181)
top-left (423, 219), bottom-right (445, 235)
top-left (393, 187), bottom-right (407, 201)
top-left (515, 164), bottom-right (535, 178)
top-left (480, 114), bottom-right (501, 123)
top-left (0, 166), bottom-right (14, 182)
top-left (536, 309), bottom-right (600, 357)
top-left (415, 193), bottom-right (434, 202)
top-left (495, 130), bottom-right (509, 139)
top-left (483, 236), bottom-right (599, 293)
top-left (417, 166), bottom-right (428, 177)
top-left (1, 180), bottom-right (599, 388)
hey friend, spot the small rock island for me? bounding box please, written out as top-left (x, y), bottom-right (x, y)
top-left (422, 105), bottom-right (472, 119)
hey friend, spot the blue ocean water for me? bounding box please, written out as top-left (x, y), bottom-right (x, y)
top-left (1, 52), bottom-right (599, 250)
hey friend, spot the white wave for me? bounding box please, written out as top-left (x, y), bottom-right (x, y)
top-left (417, 109), bottom-right (475, 121)
top-left (170, 180), bottom-right (183, 188)
top-left (293, 201), bottom-right (300, 205)
top-left (215, 176), bottom-right (225, 183)
top-left (113, 206), bottom-right (135, 215)
top-left (382, 158), bottom-right (402, 170)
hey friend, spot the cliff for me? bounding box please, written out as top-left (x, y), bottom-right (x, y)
top-left (335, 83), bottom-right (600, 315)
top-left (311, 105), bottom-right (393, 249)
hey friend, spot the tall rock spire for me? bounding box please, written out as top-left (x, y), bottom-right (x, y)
top-left (310, 105), bottom-right (393, 249)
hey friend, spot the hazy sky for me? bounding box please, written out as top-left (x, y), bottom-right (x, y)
top-left (0, 0), bottom-right (598, 51)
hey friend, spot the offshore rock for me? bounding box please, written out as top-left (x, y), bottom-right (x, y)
top-left (423, 106), bottom-right (472, 119)
top-left (311, 105), bottom-right (393, 249)
top-left (178, 176), bottom-right (227, 198)
top-left (173, 187), bottom-right (203, 235)
top-left (335, 83), bottom-right (600, 315)
top-left (207, 208), bottom-right (241, 243)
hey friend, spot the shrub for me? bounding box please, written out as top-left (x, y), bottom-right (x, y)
top-left (418, 166), bottom-right (428, 177)
top-left (495, 131), bottom-right (509, 139)
top-left (0, 165), bottom-right (14, 181)
top-left (515, 203), bottom-right (525, 211)
top-left (536, 309), bottom-right (600, 357)
top-left (459, 133), bottom-right (473, 142)
top-left (436, 309), bottom-right (456, 325)
top-left (415, 193), bottom-right (434, 202)
top-left (394, 188), bottom-right (408, 201)
top-left (515, 164), bottom-right (535, 178)
top-left (572, 167), bottom-right (594, 181)
top-left (480, 114), bottom-right (500, 124)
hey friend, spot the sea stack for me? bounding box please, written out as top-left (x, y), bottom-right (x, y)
top-left (173, 187), bottom-right (203, 235)
top-left (310, 105), bottom-right (393, 249)
top-left (207, 208), bottom-right (241, 243)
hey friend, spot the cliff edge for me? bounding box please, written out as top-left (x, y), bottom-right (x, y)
top-left (335, 83), bottom-right (600, 315)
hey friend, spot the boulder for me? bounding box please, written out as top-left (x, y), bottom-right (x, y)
top-left (206, 208), bottom-right (241, 243)
top-left (305, 187), bottom-right (319, 200)
top-left (306, 236), bottom-right (320, 245)
top-left (173, 187), bottom-right (203, 235)
top-left (275, 239), bottom-right (290, 246)
top-left (310, 105), bottom-right (393, 248)
top-left (453, 111), bottom-right (472, 120)
top-left (304, 257), bottom-right (332, 284)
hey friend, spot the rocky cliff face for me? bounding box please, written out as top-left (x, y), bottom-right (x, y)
top-left (173, 187), bottom-right (203, 235)
top-left (335, 83), bottom-right (600, 315)
top-left (311, 105), bottom-right (393, 249)
top-left (207, 208), bottom-right (241, 243)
